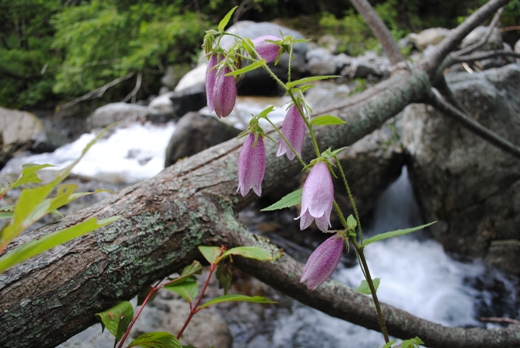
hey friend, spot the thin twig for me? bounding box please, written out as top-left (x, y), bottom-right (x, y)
top-left (479, 317), bottom-right (520, 325)
top-left (451, 50), bottom-right (520, 63)
top-left (454, 7), bottom-right (504, 57)
top-left (121, 72), bottom-right (142, 103)
top-left (427, 88), bottom-right (520, 160)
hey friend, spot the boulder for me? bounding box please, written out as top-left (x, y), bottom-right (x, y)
top-left (461, 26), bottom-right (503, 50)
top-left (413, 28), bottom-right (451, 51)
top-left (164, 112), bottom-right (241, 167)
top-left (0, 108), bottom-right (44, 168)
top-left (402, 63), bottom-right (520, 274)
top-left (306, 47), bottom-right (338, 76)
top-left (89, 103), bottom-right (151, 129)
top-left (169, 83), bottom-right (207, 118)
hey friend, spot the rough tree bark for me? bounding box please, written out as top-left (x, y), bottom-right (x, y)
top-left (1, 0), bottom-right (518, 347)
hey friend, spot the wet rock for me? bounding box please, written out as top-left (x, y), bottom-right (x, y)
top-left (164, 112), bottom-right (241, 167)
top-left (169, 83), bottom-right (207, 118)
top-left (461, 26), bottom-right (503, 50)
top-left (402, 63), bottom-right (520, 274)
top-left (485, 240), bottom-right (520, 275)
top-left (89, 103), bottom-right (151, 129)
top-left (0, 107), bottom-right (44, 168)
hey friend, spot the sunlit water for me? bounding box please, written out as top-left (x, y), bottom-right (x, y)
top-left (3, 119), bottom-right (518, 347)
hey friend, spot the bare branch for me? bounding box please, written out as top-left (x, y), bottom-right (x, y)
top-left (58, 71), bottom-right (136, 110)
top-left (451, 50), bottom-right (520, 64)
top-left (426, 88), bottom-right (520, 159)
top-left (121, 72), bottom-right (142, 104)
top-left (349, 0), bottom-right (406, 69)
top-left (419, 0), bottom-right (510, 78)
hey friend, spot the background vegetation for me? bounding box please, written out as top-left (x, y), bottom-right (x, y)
top-left (0, 0), bottom-right (518, 110)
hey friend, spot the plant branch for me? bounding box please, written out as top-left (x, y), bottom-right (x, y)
top-left (121, 72), bottom-right (142, 104)
top-left (349, 0), bottom-right (406, 69)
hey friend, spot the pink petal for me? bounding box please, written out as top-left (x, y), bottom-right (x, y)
top-left (277, 104), bottom-right (306, 161)
top-left (237, 134), bottom-right (266, 197)
top-left (252, 35), bottom-right (282, 63)
top-left (205, 54), bottom-right (219, 112)
top-left (213, 66), bottom-right (236, 118)
top-left (301, 234), bottom-right (344, 290)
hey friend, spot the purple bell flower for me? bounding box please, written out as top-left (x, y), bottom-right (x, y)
top-left (277, 104), bottom-right (306, 161)
top-left (237, 133), bottom-right (266, 197)
top-left (213, 65), bottom-right (237, 118)
top-left (205, 54), bottom-right (219, 112)
top-left (251, 35), bottom-right (282, 63)
top-left (296, 161), bottom-right (334, 232)
top-left (301, 234), bottom-right (344, 290)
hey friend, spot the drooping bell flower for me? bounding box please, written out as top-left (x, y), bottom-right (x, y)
top-left (277, 104), bottom-right (306, 161)
top-left (296, 161), bottom-right (334, 232)
top-left (251, 35), bottom-right (282, 63)
top-left (237, 133), bottom-right (266, 197)
top-left (205, 54), bottom-right (219, 112)
top-left (300, 234), bottom-right (344, 290)
top-left (212, 65), bottom-right (237, 118)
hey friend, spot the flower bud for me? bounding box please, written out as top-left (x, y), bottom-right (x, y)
top-left (301, 234), bottom-right (344, 290)
top-left (296, 161), bottom-right (334, 232)
top-left (205, 54), bottom-right (219, 112)
top-left (237, 133), bottom-right (266, 197)
top-left (277, 104), bottom-right (306, 161)
top-left (213, 65), bottom-right (237, 118)
top-left (251, 35), bottom-right (282, 63)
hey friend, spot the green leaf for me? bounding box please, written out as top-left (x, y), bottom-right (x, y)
top-left (286, 75), bottom-right (340, 89)
top-left (7, 163), bottom-right (54, 190)
top-left (382, 340), bottom-right (397, 348)
top-left (261, 188), bottom-right (302, 211)
top-left (401, 337), bottom-right (424, 348)
top-left (354, 278), bottom-right (380, 295)
top-left (216, 262), bottom-right (233, 295)
top-left (0, 216), bottom-right (120, 273)
top-left (310, 115), bottom-right (346, 126)
top-left (241, 37), bottom-right (256, 57)
top-left (128, 332), bottom-right (182, 348)
top-left (137, 286), bottom-right (158, 307)
top-left (199, 294), bottom-right (276, 309)
top-left (163, 278), bottom-right (198, 303)
top-left (221, 246), bottom-right (272, 261)
top-left (0, 212), bottom-right (14, 220)
top-left (257, 105), bottom-right (275, 119)
top-left (180, 260), bottom-right (203, 278)
top-left (347, 215), bottom-right (357, 230)
top-left (225, 60), bottom-right (265, 76)
top-left (218, 6), bottom-right (238, 32)
top-left (362, 222), bottom-right (437, 247)
top-left (198, 246), bottom-right (221, 264)
top-left (95, 301), bottom-right (134, 344)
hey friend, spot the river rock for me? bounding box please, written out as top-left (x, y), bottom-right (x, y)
top-left (169, 83), bottom-right (207, 118)
top-left (515, 40), bottom-right (520, 54)
top-left (164, 112), bottom-right (241, 167)
top-left (402, 63), bottom-right (520, 275)
top-left (0, 108), bottom-right (44, 168)
top-left (461, 26), bottom-right (503, 50)
top-left (89, 103), bottom-right (151, 129)
top-left (306, 47), bottom-right (338, 75)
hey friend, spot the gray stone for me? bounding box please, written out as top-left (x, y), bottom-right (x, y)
top-left (317, 34), bottom-right (339, 53)
top-left (304, 81), bottom-right (351, 109)
top-left (306, 47), bottom-right (338, 75)
top-left (164, 112), bottom-right (241, 167)
top-left (414, 28), bottom-right (451, 51)
top-left (515, 39), bottom-right (520, 54)
top-left (461, 26), bottom-right (503, 50)
top-left (175, 64), bottom-right (207, 93)
top-left (341, 59), bottom-right (382, 78)
top-left (0, 108), bottom-right (44, 168)
top-left (89, 103), bottom-right (151, 129)
top-left (169, 83), bottom-right (207, 118)
top-left (402, 63), bottom-right (520, 274)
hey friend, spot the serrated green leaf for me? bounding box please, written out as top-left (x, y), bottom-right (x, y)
top-left (217, 6), bottom-right (238, 32)
top-left (216, 262), bottom-right (233, 295)
top-left (362, 222), bottom-right (436, 247)
top-left (0, 216), bottom-right (120, 273)
top-left (128, 332), bottom-right (182, 348)
top-left (198, 246), bottom-right (221, 264)
top-left (310, 115), bottom-right (346, 126)
top-left (180, 260), bottom-right (203, 277)
top-left (354, 278), bottom-right (380, 295)
top-left (261, 189), bottom-right (302, 211)
top-left (225, 60), bottom-right (265, 76)
top-left (95, 301), bottom-right (134, 344)
top-left (163, 278), bottom-right (198, 303)
top-left (221, 246), bottom-right (272, 261)
top-left (8, 163), bottom-right (54, 190)
top-left (401, 337), bottom-right (424, 348)
top-left (286, 75), bottom-right (340, 89)
top-left (199, 294), bottom-right (276, 309)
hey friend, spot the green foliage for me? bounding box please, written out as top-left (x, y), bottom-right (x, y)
top-left (199, 294), bottom-right (277, 309)
top-left (95, 301), bottom-right (134, 345)
top-left (355, 278), bottom-right (381, 295)
top-left (261, 188), bottom-right (302, 211)
top-left (51, 0), bottom-right (208, 98)
top-left (361, 221), bottom-right (436, 247)
top-left (128, 332), bottom-right (182, 348)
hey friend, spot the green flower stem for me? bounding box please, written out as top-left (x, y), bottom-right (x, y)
top-left (333, 154), bottom-right (363, 242)
top-left (352, 239), bottom-right (390, 343)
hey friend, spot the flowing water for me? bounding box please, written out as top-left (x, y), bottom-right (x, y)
top-left (2, 120), bottom-right (518, 347)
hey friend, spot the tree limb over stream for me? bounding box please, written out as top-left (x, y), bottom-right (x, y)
top-left (1, 0), bottom-right (519, 347)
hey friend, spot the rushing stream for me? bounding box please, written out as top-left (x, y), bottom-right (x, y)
top-left (2, 120), bottom-right (518, 347)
